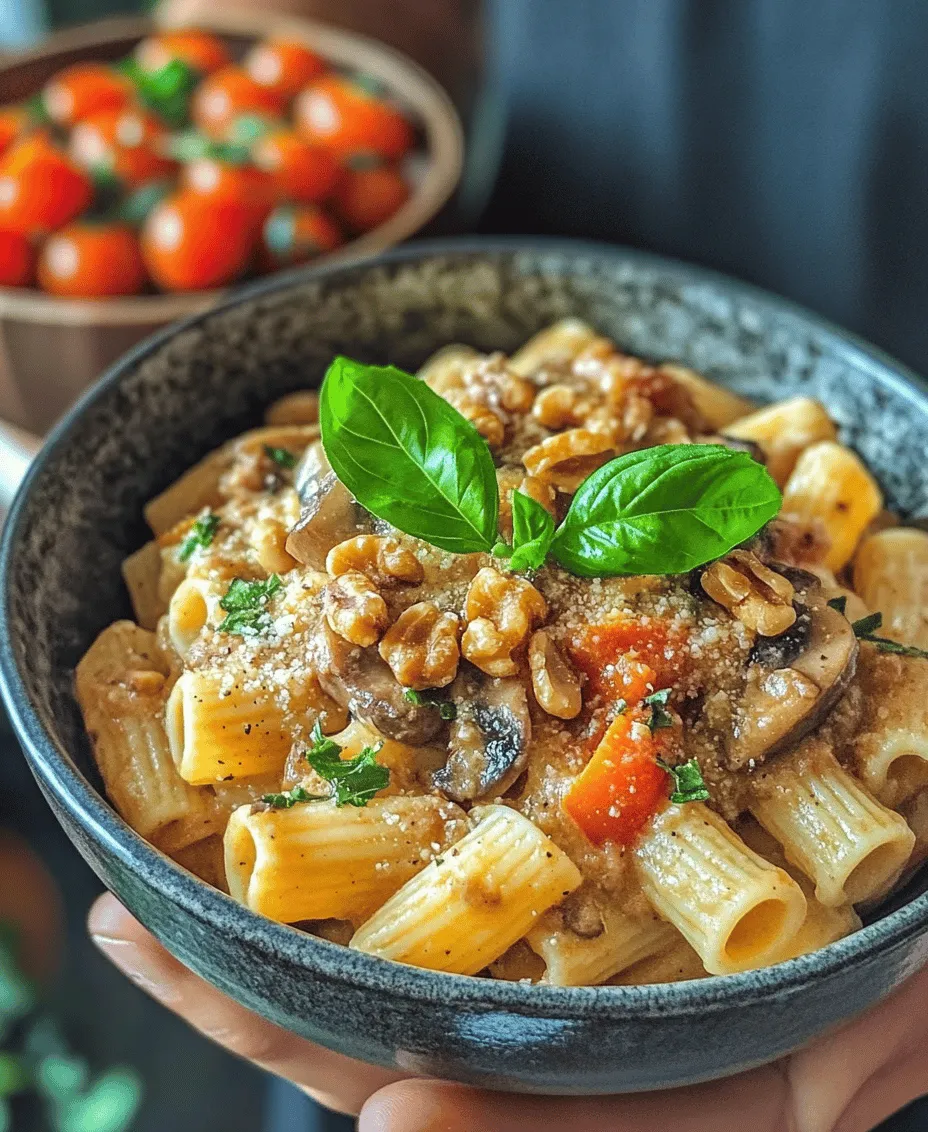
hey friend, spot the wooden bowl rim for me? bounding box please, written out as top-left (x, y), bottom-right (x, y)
top-left (0, 12), bottom-right (464, 327)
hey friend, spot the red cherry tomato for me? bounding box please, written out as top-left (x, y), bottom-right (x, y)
top-left (259, 203), bottom-right (342, 271)
top-left (135, 29), bottom-right (231, 76)
top-left (38, 222), bottom-right (147, 298)
top-left (70, 108), bottom-right (175, 189)
top-left (252, 129), bottom-right (339, 203)
top-left (0, 106), bottom-right (30, 158)
top-left (141, 190), bottom-right (255, 291)
top-left (191, 66), bottom-right (286, 139)
top-left (295, 74), bottom-right (413, 161)
top-left (0, 227), bottom-right (35, 287)
top-left (244, 38), bottom-right (326, 100)
top-left (42, 63), bottom-right (133, 127)
top-left (0, 135), bottom-right (93, 234)
top-left (181, 156), bottom-right (275, 229)
top-left (334, 162), bottom-right (409, 232)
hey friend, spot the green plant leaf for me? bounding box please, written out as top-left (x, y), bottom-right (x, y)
top-left (508, 491), bottom-right (555, 572)
top-left (54, 1068), bottom-right (142, 1132)
top-left (320, 357), bottom-right (499, 553)
top-left (551, 445), bottom-right (782, 577)
top-left (657, 757), bottom-right (710, 804)
top-left (217, 575), bottom-right (282, 635)
top-left (304, 722), bottom-right (389, 807)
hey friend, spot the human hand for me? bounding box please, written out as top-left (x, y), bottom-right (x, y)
top-left (89, 891), bottom-right (928, 1132)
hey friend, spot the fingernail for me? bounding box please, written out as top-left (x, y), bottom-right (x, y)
top-left (87, 893), bottom-right (133, 942)
top-left (88, 895), bottom-right (182, 1005)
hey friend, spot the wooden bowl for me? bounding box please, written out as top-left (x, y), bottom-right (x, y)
top-left (0, 14), bottom-right (464, 433)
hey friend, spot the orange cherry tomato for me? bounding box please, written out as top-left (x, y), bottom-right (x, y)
top-left (0, 135), bottom-right (93, 234)
top-left (42, 63), bottom-right (133, 127)
top-left (244, 38), bottom-right (326, 100)
top-left (181, 156), bottom-right (275, 229)
top-left (252, 129), bottom-right (339, 203)
top-left (0, 227), bottom-right (35, 287)
top-left (191, 66), bottom-right (286, 139)
top-left (135, 29), bottom-right (231, 76)
top-left (38, 222), bottom-right (147, 298)
top-left (334, 163), bottom-right (409, 231)
top-left (70, 108), bottom-right (175, 189)
top-left (259, 203), bottom-right (342, 270)
top-left (0, 106), bottom-right (31, 158)
top-left (141, 190), bottom-right (255, 291)
top-left (295, 74), bottom-right (413, 161)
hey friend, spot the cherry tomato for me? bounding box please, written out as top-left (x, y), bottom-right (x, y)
top-left (70, 108), bottom-right (175, 189)
top-left (135, 29), bottom-right (231, 77)
top-left (334, 162), bottom-right (409, 231)
top-left (244, 38), bottom-right (326, 100)
top-left (295, 74), bottom-right (413, 161)
top-left (0, 227), bottom-right (35, 287)
top-left (259, 203), bottom-right (342, 271)
top-left (141, 190), bottom-right (256, 291)
top-left (191, 66), bottom-right (286, 139)
top-left (181, 156), bottom-right (275, 229)
top-left (38, 222), bottom-right (147, 298)
top-left (252, 129), bottom-right (339, 203)
top-left (42, 63), bottom-right (133, 127)
top-left (0, 106), bottom-right (30, 158)
top-left (0, 135), bottom-right (93, 234)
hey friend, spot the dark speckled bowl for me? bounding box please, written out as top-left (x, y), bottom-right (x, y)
top-left (3, 239), bottom-right (928, 1095)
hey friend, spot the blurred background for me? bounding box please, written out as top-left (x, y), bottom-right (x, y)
top-left (3, 1), bottom-right (928, 1130)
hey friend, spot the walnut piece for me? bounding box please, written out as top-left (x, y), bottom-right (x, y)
top-left (379, 602), bottom-right (460, 690)
top-left (326, 535), bottom-right (424, 587)
top-left (701, 550), bottom-right (797, 637)
top-left (522, 429), bottom-right (616, 492)
top-left (528, 629), bottom-right (582, 718)
top-left (323, 570), bottom-right (389, 647)
top-left (531, 384), bottom-right (593, 430)
top-left (461, 567), bottom-right (547, 676)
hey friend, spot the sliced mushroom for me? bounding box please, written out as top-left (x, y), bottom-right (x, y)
top-left (286, 441), bottom-right (367, 569)
top-left (310, 621), bottom-right (444, 746)
top-left (432, 669), bottom-right (531, 803)
top-left (727, 580), bottom-right (858, 769)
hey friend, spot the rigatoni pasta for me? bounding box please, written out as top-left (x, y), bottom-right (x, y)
top-left (75, 325), bottom-right (928, 986)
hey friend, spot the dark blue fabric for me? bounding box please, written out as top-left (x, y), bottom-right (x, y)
top-left (484, 0), bottom-right (928, 377)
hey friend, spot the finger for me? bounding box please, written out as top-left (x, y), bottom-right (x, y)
top-left (0, 832), bottom-right (62, 981)
top-left (88, 893), bottom-right (405, 1116)
top-left (359, 1065), bottom-right (792, 1132)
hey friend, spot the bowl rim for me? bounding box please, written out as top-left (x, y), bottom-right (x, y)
top-left (4, 234), bottom-right (928, 1019)
top-left (0, 14), bottom-right (464, 327)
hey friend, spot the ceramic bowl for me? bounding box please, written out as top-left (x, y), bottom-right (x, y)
top-left (3, 239), bottom-right (928, 1095)
top-left (0, 15), bottom-right (464, 433)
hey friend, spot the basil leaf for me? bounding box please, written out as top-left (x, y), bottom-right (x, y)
top-left (218, 575), bottom-right (282, 635)
top-left (305, 721), bottom-right (389, 807)
top-left (551, 445), bottom-right (782, 577)
top-left (509, 491), bottom-right (555, 571)
top-left (320, 357), bottom-right (499, 553)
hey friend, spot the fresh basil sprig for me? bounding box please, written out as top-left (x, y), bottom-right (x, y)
top-left (320, 358), bottom-right (781, 577)
top-left (320, 357), bottom-right (499, 553)
top-left (550, 445), bottom-right (782, 577)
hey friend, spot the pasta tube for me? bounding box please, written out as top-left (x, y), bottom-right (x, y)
top-left (658, 364), bottom-right (754, 430)
top-left (781, 441), bottom-right (883, 571)
top-left (225, 795), bottom-right (466, 924)
top-left (526, 904), bottom-right (675, 986)
top-left (854, 528), bottom-right (928, 649)
top-left (751, 741), bottom-right (914, 907)
top-left (509, 318), bottom-right (600, 376)
top-left (350, 805), bottom-right (583, 975)
top-left (165, 668), bottom-right (293, 784)
top-left (723, 397), bottom-right (837, 486)
top-left (75, 622), bottom-right (216, 852)
top-left (853, 651), bottom-right (928, 807)
top-left (634, 802), bottom-right (807, 976)
top-left (609, 935), bottom-right (707, 985)
top-left (121, 540), bottom-right (165, 630)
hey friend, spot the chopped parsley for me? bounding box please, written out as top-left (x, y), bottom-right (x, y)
top-left (264, 445), bottom-right (297, 470)
top-left (657, 757), bottom-right (710, 804)
top-left (828, 598), bottom-right (928, 660)
top-left (403, 688), bottom-right (457, 720)
top-left (643, 688), bottom-right (674, 732)
top-left (304, 722), bottom-right (389, 807)
top-left (217, 574), bottom-right (282, 635)
top-left (261, 786), bottom-right (326, 809)
top-left (178, 512), bottom-right (220, 562)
